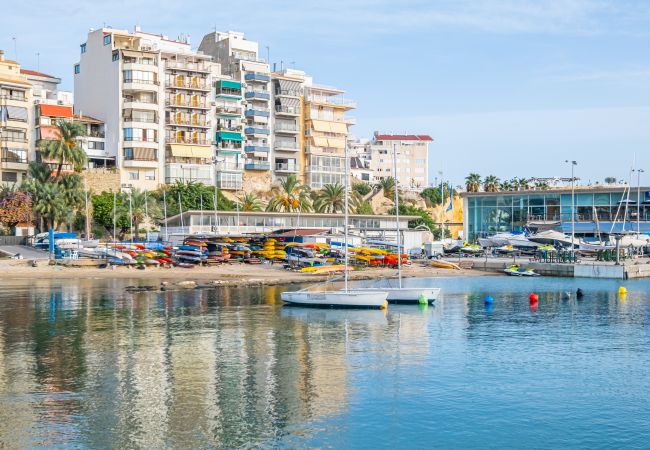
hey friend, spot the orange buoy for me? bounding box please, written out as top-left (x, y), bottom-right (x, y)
top-left (529, 293), bottom-right (539, 302)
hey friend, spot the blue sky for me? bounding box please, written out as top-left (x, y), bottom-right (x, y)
top-left (4, 0), bottom-right (650, 186)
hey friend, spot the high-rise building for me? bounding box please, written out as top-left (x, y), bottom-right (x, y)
top-left (74, 26), bottom-right (221, 191)
top-left (199, 31), bottom-right (271, 193)
top-left (271, 69), bottom-right (305, 182)
top-left (0, 50), bottom-right (32, 186)
top-left (368, 133), bottom-right (432, 190)
top-left (303, 84), bottom-right (355, 189)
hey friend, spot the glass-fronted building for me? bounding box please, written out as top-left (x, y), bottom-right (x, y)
top-left (463, 186), bottom-right (650, 242)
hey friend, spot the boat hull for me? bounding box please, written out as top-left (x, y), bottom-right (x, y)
top-left (281, 290), bottom-right (388, 308)
top-left (347, 287), bottom-right (440, 303)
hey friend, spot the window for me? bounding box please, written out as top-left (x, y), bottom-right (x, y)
top-left (123, 128), bottom-right (133, 141)
top-left (74, 64), bottom-right (80, 74)
top-left (80, 43), bottom-right (86, 54)
top-left (1, 172), bottom-right (17, 183)
top-left (112, 51), bottom-right (119, 62)
top-left (2, 148), bottom-right (27, 163)
top-left (103, 34), bottom-right (111, 45)
top-left (128, 170), bottom-right (139, 180)
top-left (144, 170), bottom-right (156, 180)
top-left (88, 141), bottom-right (105, 150)
top-left (123, 70), bottom-right (155, 84)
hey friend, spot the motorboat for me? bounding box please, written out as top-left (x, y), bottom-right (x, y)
top-left (528, 230), bottom-right (579, 248)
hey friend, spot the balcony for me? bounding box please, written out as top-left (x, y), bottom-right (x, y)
top-left (217, 178), bottom-right (243, 190)
top-left (123, 116), bottom-right (158, 124)
top-left (244, 91), bottom-right (270, 101)
top-left (0, 94), bottom-right (27, 102)
top-left (244, 109), bottom-right (270, 118)
top-left (216, 131), bottom-right (243, 142)
top-left (275, 89), bottom-right (301, 97)
top-left (244, 72), bottom-right (271, 83)
top-left (244, 145), bottom-right (270, 153)
top-left (274, 123), bottom-right (299, 134)
top-left (215, 104), bottom-right (242, 116)
top-left (165, 117), bottom-right (210, 128)
top-left (215, 161), bottom-right (243, 172)
top-left (275, 106), bottom-right (300, 116)
top-left (165, 61), bottom-right (211, 73)
top-left (274, 162), bottom-right (298, 172)
top-left (166, 137), bottom-right (210, 145)
top-left (165, 98), bottom-right (209, 109)
top-left (244, 161), bottom-right (271, 171)
top-left (244, 127), bottom-right (270, 136)
top-left (88, 131), bottom-right (106, 138)
top-left (215, 144), bottom-right (242, 153)
top-left (1, 150), bottom-right (27, 164)
top-left (306, 94), bottom-right (356, 108)
top-left (167, 79), bottom-right (211, 91)
top-left (274, 141), bottom-right (299, 152)
top-left (123, 79), bottom-right (160, 92)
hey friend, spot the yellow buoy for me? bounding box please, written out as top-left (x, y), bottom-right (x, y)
top-left (380, 300), bottom-right (388, 310)
top-left (618, 286), bottom-right (627, 295)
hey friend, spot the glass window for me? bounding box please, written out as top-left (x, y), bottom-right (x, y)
top-left (103, 34), bottom-right (111, 45)
top-left (80, 43), bottom-right (86, 54)
top-left (577, 193), bottom-right (593, 206)
top-left (1, 172), bottom-right (17, 183)
top-left (128, 171), bottom-right (139, 180)
top-left (74, 64), bottom-right (80, 74)
top-left (545, 195), bottom-right (560, 206)
top-left (529, 195), bottom-right (545, 206)
top-left (593, 193), bottom-right (610, 206)
top-left (144, 170), bottom-right (155, 180)
top-left (112, 51), bottom-right (119, 62)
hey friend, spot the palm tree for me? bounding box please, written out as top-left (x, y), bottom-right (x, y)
top-left (375, 177), bottom-right (396, 199)
top-left (123, 189), bottom-right (160, 239)
top-left (237, 192), bottom-right (264, 211)
top-left (465, 173), bottom-right (482, 193)
top-left (533, 180), bottom-right (549, 190)
top-left (500, 179), bottom-right (513, 191)
top-left (266, 174), bottom-right (312, 212)
top-left (483, 175), bottom-right (501, 193)
top-left (33, 183), bottom-right (68, 229)
top-left (39, 119), bottom-right (87, 178)
top-left (513, 177), bottom-right (530, 191)
top-left (313, 183), bottom-right (346, 213)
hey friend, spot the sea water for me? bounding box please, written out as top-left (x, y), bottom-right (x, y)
top-left (0, 276), bottom-right (648, 448)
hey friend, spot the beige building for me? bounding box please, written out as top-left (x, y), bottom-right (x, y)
top-left (303, 85), bottom-right (355, 189)
top-left (0, 50), bottom-right (32, 185)
top-left (271, 69), bottom-right (305, 183)
top-left (368, 133), bottom-right (432, 190)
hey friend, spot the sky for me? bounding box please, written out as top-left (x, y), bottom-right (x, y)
top-left (4, 0), bottom-right (650, 187)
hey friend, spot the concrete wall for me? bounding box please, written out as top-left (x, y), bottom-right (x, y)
top-left (574, 264), bottom-right (624, 279)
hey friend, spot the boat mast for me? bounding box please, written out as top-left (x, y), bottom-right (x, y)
top-left (392, 142), bottom-right (402, 288)
top-left (344, 140), bottom-right (350, 293)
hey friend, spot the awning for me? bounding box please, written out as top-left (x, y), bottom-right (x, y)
top-left (278, 79), bottom-right (301, 91)
top-left (278, 97), bottom-right (300, 108)
top-left (5, 105), bottom-right (28, 121)
top-left (311, 120), bottom-right (331, 132)
top-left (312, 136), bottom-right (329, 147)
top-left (217, 131), bottom-right (242, 142)
top-left (330, 122), bottom-right (348, 134)
top-left (218, 80), bottom-right (241, 90)
top-left (327, 138), bottom-right (345, 149)
top-left (169, 144), bottom-right (213, 158)
top-left (133, 147), bottom-right (157, 160)
top-left (39, 104), bottom-right (73, 118)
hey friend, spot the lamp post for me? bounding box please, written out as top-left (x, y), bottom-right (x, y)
top-left (565, 160), bottom-right (577, 255)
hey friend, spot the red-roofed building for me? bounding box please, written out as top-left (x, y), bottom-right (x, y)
top-left (363, 132), bottom-right (433, 190)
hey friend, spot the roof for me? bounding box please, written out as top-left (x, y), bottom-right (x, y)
top-left (39, 104), bottom-right (73, 118)
top-left (462, 185), bottom-right (650, 198)
top-left (20, 69), bottom-right (58, 80)
top-left (374, 133), bottom-right (433, 142)
top-left (73, 114), bottom-right (103, 124)
top-left (0, 75), bottom-right (30, 86)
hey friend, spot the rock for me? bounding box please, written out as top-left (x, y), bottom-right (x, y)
top-left (176, 280), bottom-right (197, 289)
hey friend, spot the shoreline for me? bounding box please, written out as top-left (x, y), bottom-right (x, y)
top-left (0, 259), bottom-right (491, 286)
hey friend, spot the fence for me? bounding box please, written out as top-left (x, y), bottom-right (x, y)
top-left (0, 236), bottom-right (26, 245)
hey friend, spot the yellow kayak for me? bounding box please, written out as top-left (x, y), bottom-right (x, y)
top-left (431, 260), bottom-right (462, 270)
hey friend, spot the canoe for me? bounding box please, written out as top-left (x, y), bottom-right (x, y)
top-left (431, 260), bottom-right (462, 270)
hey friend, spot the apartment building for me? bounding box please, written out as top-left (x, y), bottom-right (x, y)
top-left (348, 138), bottom-right (372, 182)
top-left (0, 50), bottom-right (32, 185)
top-left (75, 26), bottom-right (221, 191)
top-left (303, 84), bottom-right (355, 189)
top-left (368, 133), bottom-right (432, 190)
top-left (271, 69), bottom-right (305, 183)
top-left (199, 31), bottom-right (271, 192)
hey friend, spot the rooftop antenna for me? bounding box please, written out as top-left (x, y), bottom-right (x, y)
top-left (12, 37), bottom-right (17, 61)
top-left (36, 52), bottom-right (40, 71)
top-left (265, 46), bottom-right (270, 65)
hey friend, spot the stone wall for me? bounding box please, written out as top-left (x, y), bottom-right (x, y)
top-left (83, 168), bottom-right (121, 194)
top-left (243, 171), bottom-right (274, 197)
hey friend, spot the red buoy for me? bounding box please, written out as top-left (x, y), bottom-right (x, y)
top-left (529, 293), bottom-right (539, 302)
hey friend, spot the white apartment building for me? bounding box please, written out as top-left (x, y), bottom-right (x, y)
top-left (271, 69), bottom-right (305, 183)
top-left (348, 137), bottom-right (372, 182)
top-left (368, 133), bottom-right (432, 190)
top-left (199, 31), bottom-right (271, 192)
top-left (74, 26), bottom-right (221, 191)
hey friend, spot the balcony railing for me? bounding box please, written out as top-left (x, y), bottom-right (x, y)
top-left (0, 136), bottom-right (28, 143)
top-left (244, 145), bottom-right (270, 153)
top-left (275, 89), bottom-right (301, 97)
top-left (244, 109), bottom-right (270, 118)
top-left (274, 123), bottom-right (298, 133)
top-left (215, 104), bottom-right (242, 115)
top-left (1, 151), bottom-right (27, 164)
top-left (123, 117), bottom-right (158, 123)
top-left (216, 89), bottom-right (242, 98)
top-left (216, 162), bottom-right (243, 172)
top-left (244, 161), bottom-right (271, 171)
top-left (123, 79), bottom-right (160, 85)
top-left (166, 137), bottom-right (209, 145)
top-left (165, 99), bottom-right (209, 109)
top-left (274, 141), bottom-right (298, 150)
top-left (88, 131), bottom-right (106, 138)
top-left (244, 127), bottom-right (270, 135)
top-left (166, 118), bottom-right (210, 127)
top-left (274, 163), bottom-right (298, 172)
top-left (0, 94), bottom-right (27, 101)
top-left (166, 61), bottom-right (211, 72)
top-left (244, 72), bottom-right (271, 82)
top-left (217, 179), bottom-right (243, 190)
top-left (216, 143), bottom-right (242, 151)
top-left (244, 91), bottom-right (270, 100)
top-left (167, 79), bottom-right (210, 90)
top-left (275, 106), bottom-right (300, 115)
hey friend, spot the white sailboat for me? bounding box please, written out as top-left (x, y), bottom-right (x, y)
top-left (343, 142), bottom-right (440, 303)
top-left (281, 142), bottom-right (388, 309)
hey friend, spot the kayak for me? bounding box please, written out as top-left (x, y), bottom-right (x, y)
top-left (431, 260), bottom-right (462, 270)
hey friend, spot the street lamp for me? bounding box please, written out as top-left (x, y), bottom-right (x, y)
top-left (565, 160), bottom-right (577, 255)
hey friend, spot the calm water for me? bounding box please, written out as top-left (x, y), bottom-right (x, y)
top-left (0, 276), bottom-right (649, 449)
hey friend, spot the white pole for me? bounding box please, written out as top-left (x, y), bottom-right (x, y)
top-left (178, 191), bottom-right (184, 235)
top-left (344, 140), bottom-right (350, 292)
top-left (392, 142), bottom-right (402, 288)
top-left (113, 192), bottom-right (116, 243)
top-left (637, 169), bottom-right (643, 235)
top-left (200, 192), bottom-right (204, 234)
top-left (571, 163), bottom-right (575, 252)
top-left (144, 191), bottom-right (148, 239)
top-left (129, 191), bottom-right (133, 244)
top-left (163, 190), bottom-right (168, 242)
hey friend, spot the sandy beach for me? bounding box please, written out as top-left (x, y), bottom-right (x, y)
top-left (0, 258), bottom-right (488, 286)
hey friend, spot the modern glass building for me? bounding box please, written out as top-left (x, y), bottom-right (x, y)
top-left (463, 186), bottom-right (650, 242)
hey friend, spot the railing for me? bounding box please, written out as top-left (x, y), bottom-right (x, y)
top-left (165, 138), bottom-right (209, 145)
top-left (244, 127), bottom-right (270, 135)
top-left (216, 89), bottom-right (242, 97)
top-left (1, 154), bottom-right (27, 164)
top-left (274, 141), bottom-right (298, 150)
top-left (275, 163), bottom-right (298, 172)
top-left (216, 126), bottom-right (241, 132)
top-left (216, 162), bottom-right (243, 171)
top-left (244, 109), bottom-right (270, 117)
top-left (244, 145), bottom-right (270, 153)
top-left (165, 99), bottom-right (208, 108)
top-left (166, 118), bottom-right (210, 127)
top-left (275, 106), bottom-right (300, 115)
top-left (275, 89), bottom-right (301, 97)
top-left (88, 131), bottom-right (106, 138)
top-left (244, 91), bottom-right (271, 100)
top-left (215, 143), bottom-right (242, 151)
top-left (0, 136), bottom-right (28, 143)
top-left (123, 58), bottom-right (158, 66)
top-left (0, 95), bottom-right (27, 101)
top-left (166, 61), bottom-right (210, 72)
top-left (274, 124), bottom-right (298, 132)
top-left (218, 180), bottom-right (243, 190)
top-left (124, 117), bottom-right (158, 123)
top-left (167, 79), bottom-right (210, 90)
top-left (244, 72), bottom-right (271, 82)
top-left (306, 95), bottom-right (356, 107)
top-left (308, 165), bottom-right (345, 173)
top-left (244, 161), bottom-right (271, 171)
top-left (123, 79), bottom-right (160, 85)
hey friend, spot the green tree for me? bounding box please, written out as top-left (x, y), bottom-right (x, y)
top-left (352, 181), bottom-right (372, 197)
top-left (465, 173), bottom-right (482, 193)
top-left (91, 192), bottom-right (129, 234)
top-left (375, 177), bottom-right (396, 199)
top-left (122, 189), bottom-right (161, 239)
top-left (483, 175), bottom-right (501, 193)
top-left (39, 120), bottom-right (87, 178)
top-left (500, 179), bottom-right (513, 191)
top-left (33, 183), bottom-right (68, 229)
top-left (313, 183), bottom-right (346, 213)
top-left (162, 181), bottom-right (233, 216)
top-left (266, 174), bottom-right (312, 212)
top-left (355, 201), bottom-right (374, 215)
top-left (237, 192), bottom-right (264, 211)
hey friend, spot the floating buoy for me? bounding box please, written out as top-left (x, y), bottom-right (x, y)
top-left (418, 294), bottom-right (428, 305)
top-left (576, 288), bottom-right (584, 298)
top-left (563, 291), bottom-right (571, 299)
top-left (530, 302), bottom-right (538, 313)
top-left (484, 295), bottom-right (494, 304)
top-left (484, 302), bottom-right (494, 313)
top-left (529, 293), bottom-right (539, 302)
top-left (618, 286), bottom-right (627, 296)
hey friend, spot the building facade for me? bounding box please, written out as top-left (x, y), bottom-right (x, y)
top-left (368, 133), bottom-right (431, 190)
top-left (0, 50), bottom-right (32, 185)
top-left (271, 69), bottom-right (305, 183)
top-left (463, 186), bottom-right (650, 242)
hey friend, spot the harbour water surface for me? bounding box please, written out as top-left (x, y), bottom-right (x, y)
top-left (0, 276), bottom-right (649, 448)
